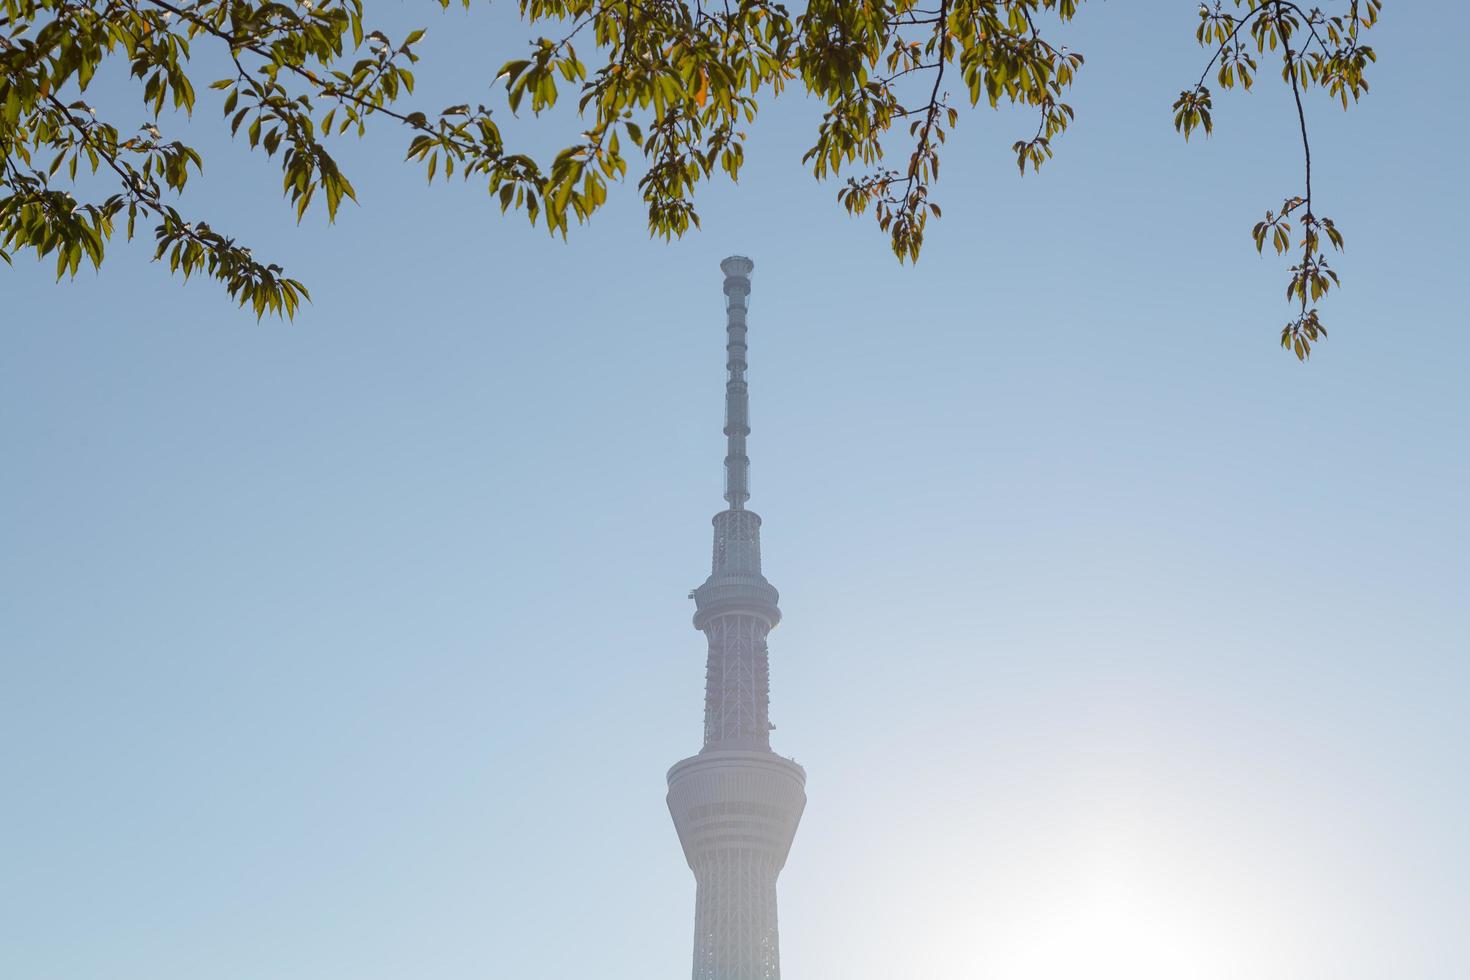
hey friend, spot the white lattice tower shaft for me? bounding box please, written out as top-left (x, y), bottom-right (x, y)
top-left (670, 257), bottom-right (805, 980)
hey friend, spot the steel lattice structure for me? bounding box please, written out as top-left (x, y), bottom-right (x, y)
top-left (668, 257), bottom-right (806, 980)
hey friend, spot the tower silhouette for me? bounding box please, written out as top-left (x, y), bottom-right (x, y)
top-left (668, 257), bottom-right (806, 980)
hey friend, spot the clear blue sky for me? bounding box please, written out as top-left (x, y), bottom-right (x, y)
top-left (3, 4), bottom-right (1466, 979)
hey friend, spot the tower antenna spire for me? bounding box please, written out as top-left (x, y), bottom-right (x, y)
top-left (720, 255), bottom-right (754, 510)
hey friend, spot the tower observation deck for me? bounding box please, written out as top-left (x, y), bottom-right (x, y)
top-left (668, 257), bottom-right (806, 980)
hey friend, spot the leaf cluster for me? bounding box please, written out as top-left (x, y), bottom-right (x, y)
top-left (1175, 0), bottom-right (1379, 358)
top-left (0, 0), bottom-right (325, 315)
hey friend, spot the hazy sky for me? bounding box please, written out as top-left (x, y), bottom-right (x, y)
top-left (3, 4), bottom-right (1467, 980)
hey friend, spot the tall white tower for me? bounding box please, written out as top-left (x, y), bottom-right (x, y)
top-left (668, 256), bottom-right (806, 980)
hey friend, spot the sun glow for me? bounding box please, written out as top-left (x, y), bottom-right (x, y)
top-left (850, 791), bottom-right (1317, 980)
top-left (989, 853), bottom-right (1241, 980)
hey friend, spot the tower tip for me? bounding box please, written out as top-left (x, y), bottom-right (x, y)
top-left (721, 255), bottom-right (755, 279)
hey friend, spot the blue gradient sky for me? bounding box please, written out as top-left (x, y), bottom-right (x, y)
top-left (3, 4), bottom-right (1467, 979)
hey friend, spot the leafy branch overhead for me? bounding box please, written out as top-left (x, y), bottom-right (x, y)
top-left (0, 0), bottom-right (1378, 353)
top-left (1175, 0), bottom-right (1378, 360)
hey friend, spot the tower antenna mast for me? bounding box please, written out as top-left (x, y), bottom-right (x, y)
top-left (722, 255), bottom-right (752, 511)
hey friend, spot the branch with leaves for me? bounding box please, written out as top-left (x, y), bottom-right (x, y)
top-left (1175, 0), bottom-right (1378, 359)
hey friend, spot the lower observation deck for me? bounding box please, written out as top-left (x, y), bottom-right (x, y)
top-left (667, 750), bottom-right (806, 869)
top-left (668, 750), bottom-right (807, 980)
